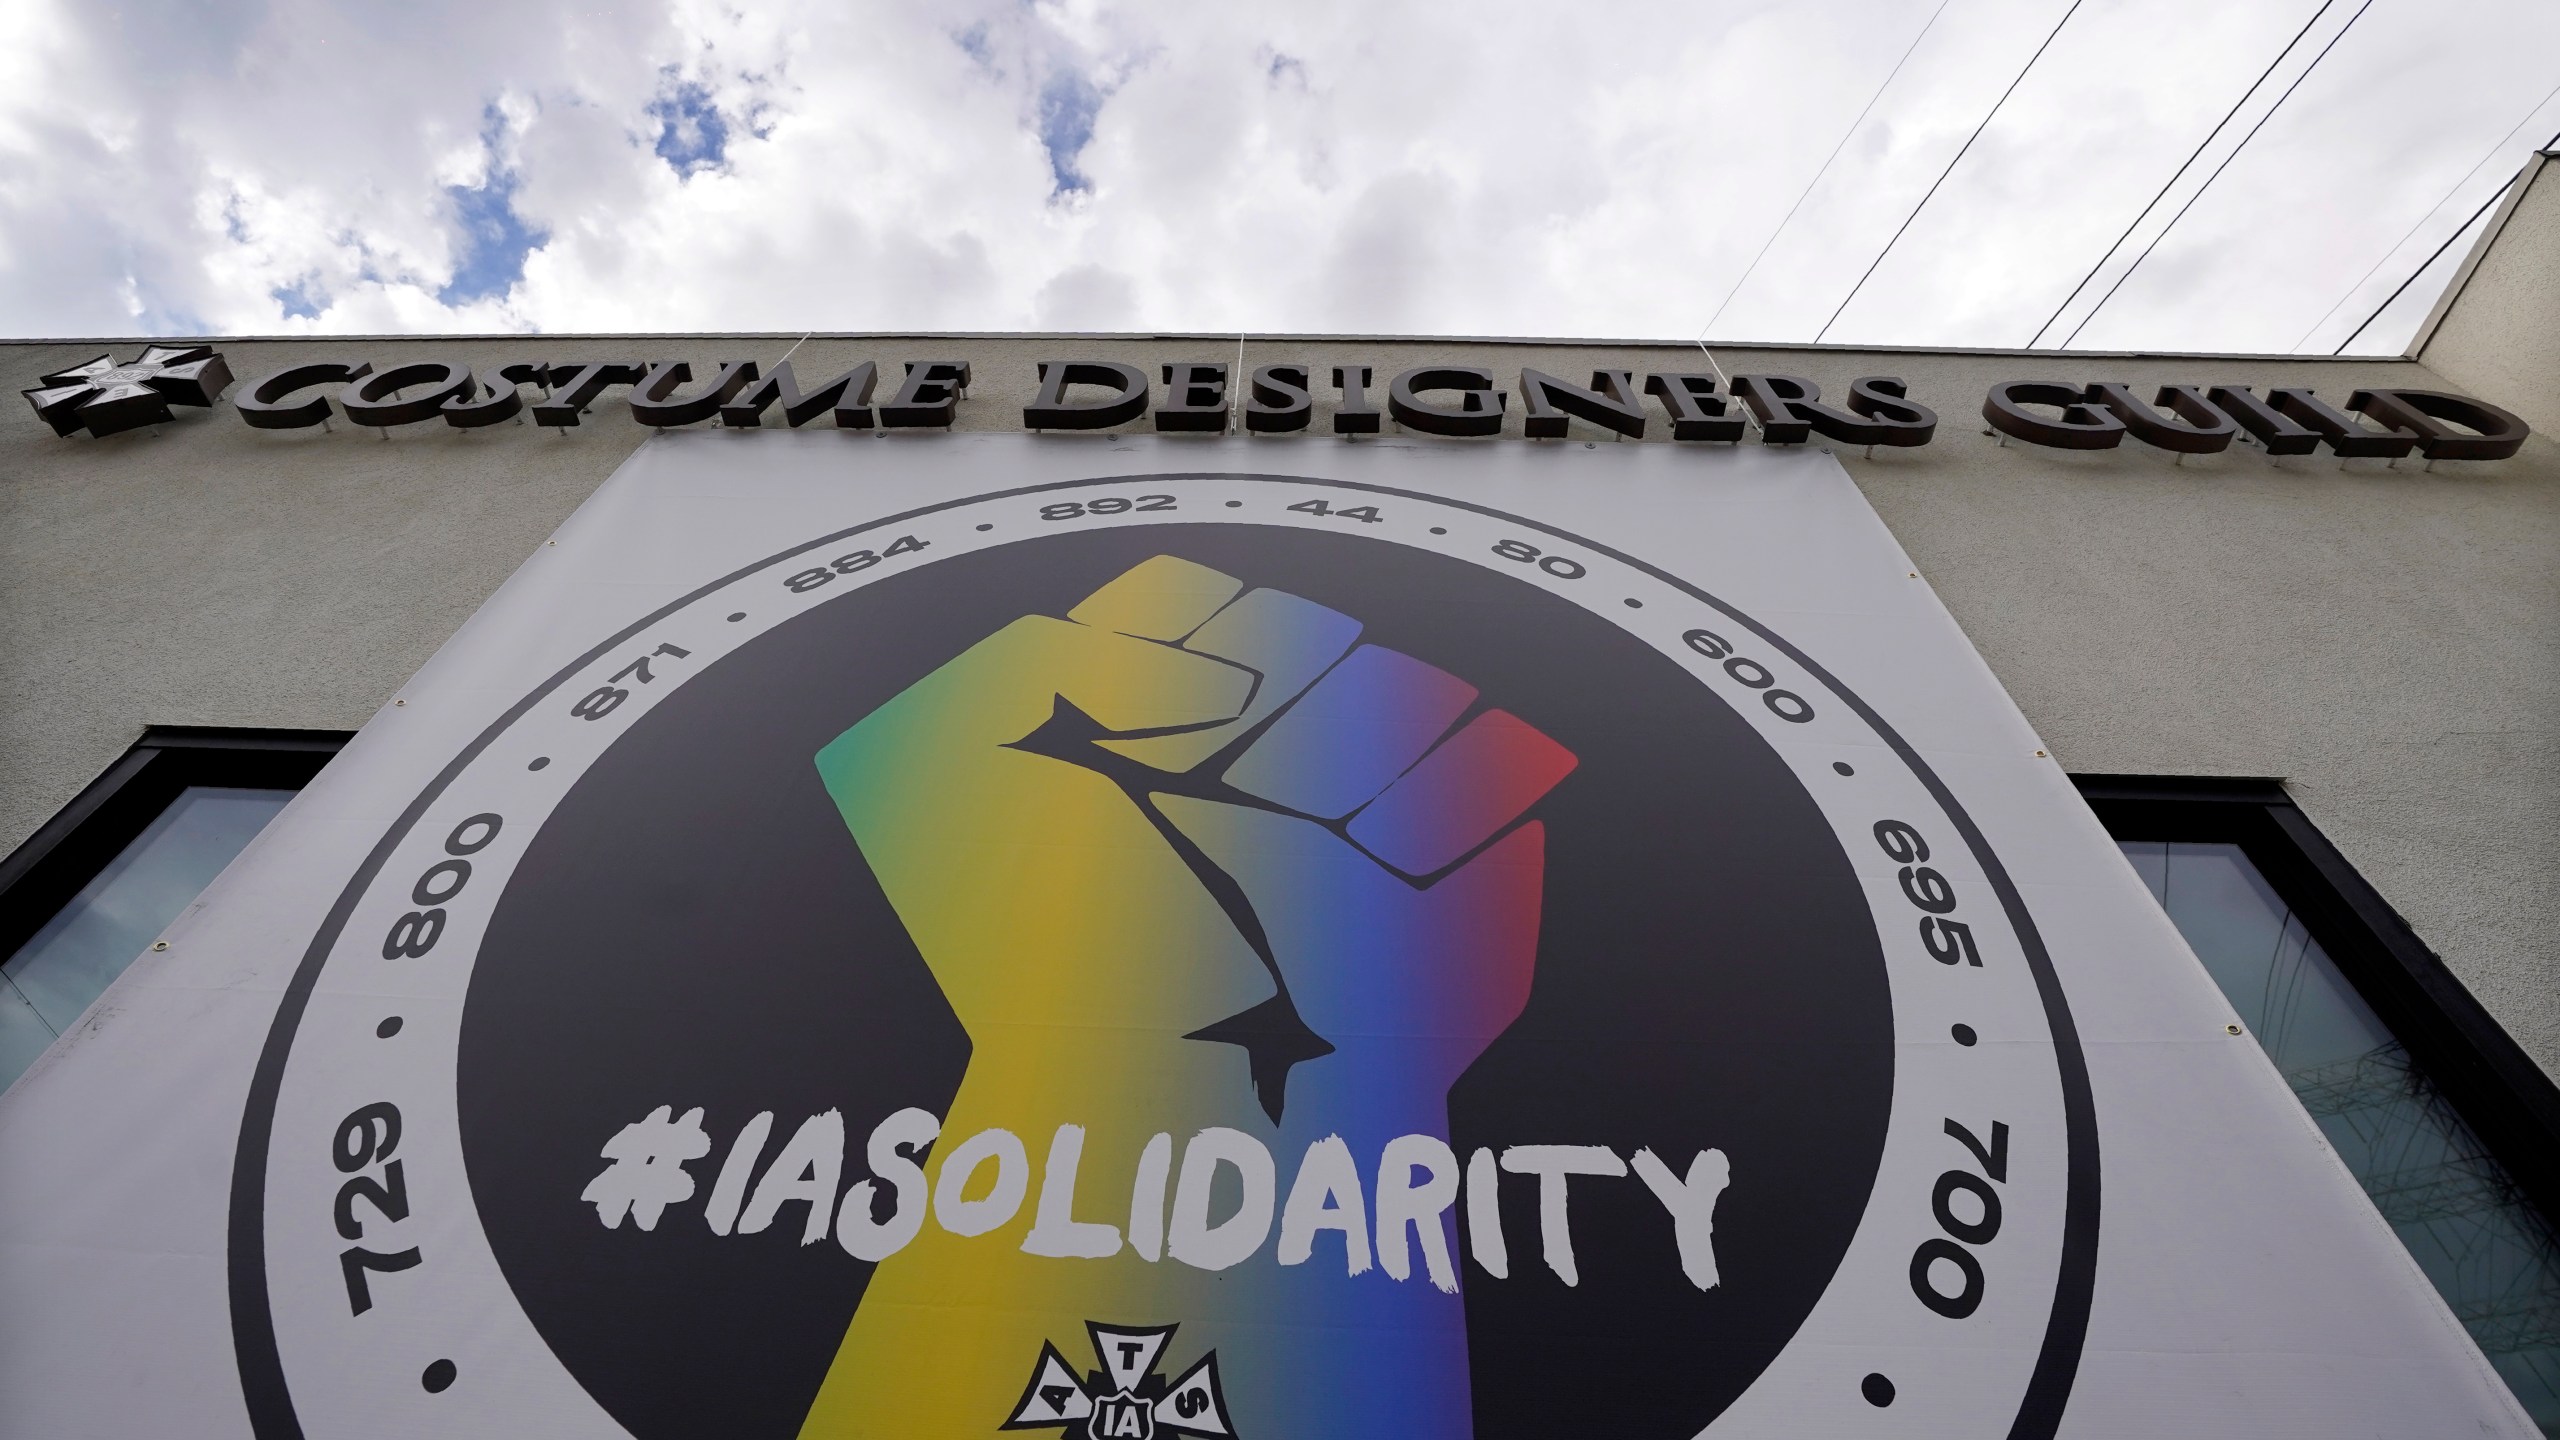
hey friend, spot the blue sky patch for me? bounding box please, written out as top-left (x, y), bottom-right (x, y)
top-left (438, 106), bottom-right (546, 307)
top-left (650, 77), bottom-right (730, 175)
top-left (271, 275), bottom-right (325, 321)
top-left (1037, 67), bottom-right (1102, 197)
top-left (440, 168), bottom-right (544, 307)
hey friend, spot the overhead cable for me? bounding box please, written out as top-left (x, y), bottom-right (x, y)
top-left (1812, 0), bottom-right (2086, 344)
top-left (2327, 134), bottom-right (2555, 355)
top-left (2025, 0), bottom-right (2336, 349)
top-left (2294, 89), bottom-right (2560, 351)
top-left (1699, 0), bottom-right (1951, 342)
top-left (2057, 0), bottom-right (2374, 349)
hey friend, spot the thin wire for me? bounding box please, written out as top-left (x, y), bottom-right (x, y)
top-left (2059, 0), bottom-right (2375, 349)
top-left (1699, 0), bottom-right (1950, 342)
top-left (2293, 90), bottom-right (2560, 351)
top-left (2026, 0), bottom-right (2337, 349)
top-left (2328, 171), bottom-right (2521, 354)
top-left (1690, 336), bottom-right (1730, 391)
top-left (1813, 0), bottom-right (2086, 344)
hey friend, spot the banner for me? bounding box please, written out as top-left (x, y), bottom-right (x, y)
top-left (0, 433), bottom-right (2530, 1438)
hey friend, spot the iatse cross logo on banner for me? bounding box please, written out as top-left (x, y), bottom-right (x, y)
top-left (18, 348), bottom-right (2532, 463)
top-left (1003, 1323), bottom-right (1236, 1440)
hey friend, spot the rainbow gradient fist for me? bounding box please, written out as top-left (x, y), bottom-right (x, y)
top-left (801, 556), bottom-right (1575, 1439)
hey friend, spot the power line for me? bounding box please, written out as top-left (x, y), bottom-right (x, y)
top-left (1813, 0), bottom-right (2086, 344)
top-left (2057, 0), bottom-right (2374, 349)
top-left (1699, 0), bottom-right (1951, 342)
top-left (2327, 147), bottom-right (2542, 355)
top-left (2293, 87), bottom-right (2560, 351)
top-left (2025, 0), bottom-right (2336, 349)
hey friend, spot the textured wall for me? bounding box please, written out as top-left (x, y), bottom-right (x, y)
top-left (3, 333), bottom-right (2553, 1077)
top-left (2420, 153), bottom-right (2560, 437)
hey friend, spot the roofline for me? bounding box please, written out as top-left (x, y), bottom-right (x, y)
top-left (0, 330), bottom-right (2442, 366)
top-left (2407, 150), bottom-right (2551, 359)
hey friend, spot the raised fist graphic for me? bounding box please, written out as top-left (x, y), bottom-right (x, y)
top-left (799, 556), bottom-right (1574, 1439)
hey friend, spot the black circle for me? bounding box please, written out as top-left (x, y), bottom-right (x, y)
top-left (375, 1017), bottom-right (403, 1038)
top-left (1622, 598), bottom-right (1643, 609)
top-left (527, 757), bottom-right (550, 771)
top-left (1952, 1023), bottom-right (1978, 1046)
top-left (463, 523), bottom-right (1894, 1440)
top-left (238, 473), bottom-right (2096, 1440)
top-left (975, 524), bottom-right (993, 531)
top-left (1832, 762), bottom-right (1855, 776)
top-left (1863, 1373), bottom-right (1896, 1407)
top-left (421, 1359), bottom-right (456, 1393)
top-left (729, 611), bottom-right (748, 622)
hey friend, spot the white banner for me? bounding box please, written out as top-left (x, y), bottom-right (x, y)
top-left (0, 432), bottom-right (2528, 1439)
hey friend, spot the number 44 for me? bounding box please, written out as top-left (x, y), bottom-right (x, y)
top-left (1288, 499), bottom-right (1381, 523)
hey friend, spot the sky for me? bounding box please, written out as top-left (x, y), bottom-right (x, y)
top-left (0, 0), bottom-right (2553, 354)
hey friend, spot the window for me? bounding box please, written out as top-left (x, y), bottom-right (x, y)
top-left (2083, 777), bottom-right (2560, 1435)
top-left (0, 729), bottom-right (346, 1095)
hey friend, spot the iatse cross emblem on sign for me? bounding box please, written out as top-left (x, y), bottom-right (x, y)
top-left (21, 346), bottom-right (232, 437)
top-left (1003, 1322), bottom-right (1235, 1440)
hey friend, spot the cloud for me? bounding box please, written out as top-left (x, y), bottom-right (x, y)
top-left (0, 0), bottom-right (2552, 352)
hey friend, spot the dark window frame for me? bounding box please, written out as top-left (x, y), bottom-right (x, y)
top-left (2076, 773), bottom-right (2560, 1226)
top-left (0, 727), bottom-right (351, 964)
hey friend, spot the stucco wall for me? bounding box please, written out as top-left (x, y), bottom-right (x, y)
top-left (2420, 152), bottom-right (2560, 436)
top-left (3, 334), bottom-right (2553, 1078)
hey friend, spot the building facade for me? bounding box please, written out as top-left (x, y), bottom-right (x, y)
top-left (1, 155), bottom-right (2553, 1437)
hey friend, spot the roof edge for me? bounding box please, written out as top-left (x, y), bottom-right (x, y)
top-left (2408, 151), bottom-right (2551, 360)
top-left (0, 330), bottom-right (2447, 366)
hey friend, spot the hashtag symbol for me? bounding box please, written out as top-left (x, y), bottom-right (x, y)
top-left (581, 1104), bottom-right (712, 1231)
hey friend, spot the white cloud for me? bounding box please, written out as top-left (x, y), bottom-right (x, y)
top-left (0, 0), bottom-right (2551, 352)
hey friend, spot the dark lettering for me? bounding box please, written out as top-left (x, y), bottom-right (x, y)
top-left (1982, 380), bottom-right (2126, 450)
top-left (340, 362), bottom-right (475, 428)
top-left (2205, 385), bottom-right (2322, 456)
top-left (236, 361), bottom-right (373, 430)
top-left (1389, 365), bottom-right (1505, 437)
top-left (2350, 387), bottom-right (2530, 462)
top-left (1155, 362), bottom-right (1229, 433)
top-left (531, 362), bottom-right (648, 428)
top-left (1246, 363), bottom-right (1313, 433)
top-left (1332, 365), bottom-right (1382, 435)
top-left (629, 360), bottom-right (762, 428)
top-left (2082, 382), bottom-right (2234, 454)
top-left (721, 360), bottom-right (878, 429)
top-left (1025, 360), bottom-right (1147, 430)
top-left (1520, 368), bottom-right (1646, 439)
top-left (879, 360), bottom-right (971, 428)
top-left (1643, 373), bottom-right (1746, 442)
